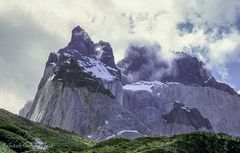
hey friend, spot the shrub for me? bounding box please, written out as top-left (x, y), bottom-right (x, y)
top-left (0, 129), bottom-right (33, 152)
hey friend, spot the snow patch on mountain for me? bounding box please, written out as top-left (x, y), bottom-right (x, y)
top-left (77, 57), bottom-right (115, 81)
top-left (117, 130), bottom-right (140, 135)
top-left (123, 81), bottom-right (167, 92)
top-left (47, 48), bottom-right (119, 83)
top-left (105, 130), bottom-right (142, 140)
top-left (180, 106), bottom-right (191, 112)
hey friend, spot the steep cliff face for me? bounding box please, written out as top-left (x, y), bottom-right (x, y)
top-left (19, 100), bottom-right (33, 117)
top-left (22, 26), bottom-right (138, 139)
top-left (20, 26), bottom-right (240, 140)
top-left (123, 81), bottom-right (240, 136)
top-left (118, 43), bottom-right (240, 136)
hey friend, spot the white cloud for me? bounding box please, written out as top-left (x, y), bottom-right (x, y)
top-left (0, 88), bottom-right (27, 114)
top-left (1, 0), bottom-right (239, 61)
top-left (0, 0), bottom-right (240, 113)
top-left (209, 32), bottom-right (240, 65)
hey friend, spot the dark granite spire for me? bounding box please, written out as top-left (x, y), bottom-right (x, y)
top-left (67, 26), bottom-right (95, 56)
top-left (97, 40), bottom-right (117, 68)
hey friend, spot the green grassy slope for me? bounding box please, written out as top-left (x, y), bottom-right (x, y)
top-left (0, 109), bottom-right (95, 153)
top-left (0, 142), bottom-right (15, 153)
top-left (83, 132), bottom-right (240, 153)
top-left (1, 108), bottom-right (240, 153)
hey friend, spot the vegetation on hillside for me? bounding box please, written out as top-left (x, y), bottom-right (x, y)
top-left (0, 109), bottom-right (95, 153)
top-left (83, 132), bottom-right (240, 153)
top-left (0, 109), bottom-right (240, 153)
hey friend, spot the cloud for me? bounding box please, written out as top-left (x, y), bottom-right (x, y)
top-left (0, 10), bottom-right (64, 113)
top-left (181, 30), bottom-right (240, 82)
top-left (1, 0), bottom-right (239, 59)
top-left (1, 0), bottom-right (240, 113)
top-left (118, 42), bottom-right (175, 83)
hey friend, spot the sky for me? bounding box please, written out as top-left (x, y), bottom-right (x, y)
top-left (0, 0), bottom-right (240, 113)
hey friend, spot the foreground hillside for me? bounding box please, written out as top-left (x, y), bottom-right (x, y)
top-left (1, 109), bottom-right (240, 153)
top-left (83, 132), bottom-right (240, 153)
top-left (0, 109), bottom-right (95, 153)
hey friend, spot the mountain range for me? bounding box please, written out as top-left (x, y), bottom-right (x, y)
top-left (19, 26), bottom-right (240, 142)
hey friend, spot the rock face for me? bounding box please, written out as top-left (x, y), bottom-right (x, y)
top-left (20, 26), bottom-right (240, 140)
top-left (67, 26), bottom-right (95, 56)
top-left (162, 102), bottom-right (212, 130)
top-left (19, 100), bottom-right (33, 117)
top-left (23, 26), bottom-right (137, 139)
top-left (117, 44), bottom-right (238, 95)
top-left (96, 40), bottom-right (117, 68)
top-left (123, 81), bottom-right (240, 136)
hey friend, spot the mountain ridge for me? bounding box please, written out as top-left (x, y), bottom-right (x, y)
top-left (117, 44), bottom-right (238, 95)
top-left (20, 25), bottom-right (240, 141)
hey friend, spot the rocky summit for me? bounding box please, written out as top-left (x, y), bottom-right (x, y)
top-left (20, 26), bottom-right (240, 141)
top-left (117, 44), bottom-right (238, 95)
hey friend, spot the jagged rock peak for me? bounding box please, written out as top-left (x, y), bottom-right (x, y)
top-left (117, 43), bottom-right (238, 95)
top-left (96, 40), bottom-right (116, 68)
top-left (71, 26), bottom-right (89, 41)
top-left (66, 26), bottom-right (95, 56)
top-left (45, 26), bottom-right (121, 85)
